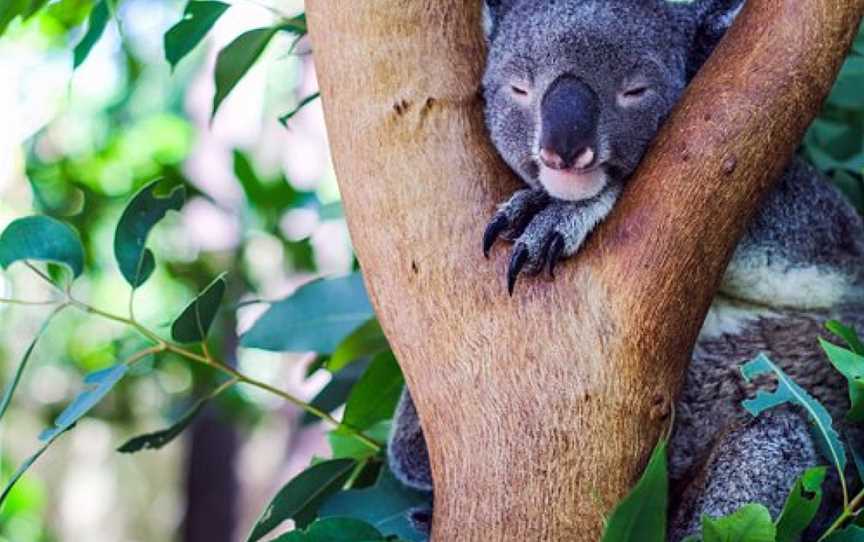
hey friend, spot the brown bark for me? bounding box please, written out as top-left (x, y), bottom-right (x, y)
top-left (307, 1), bottom-right (864, 540)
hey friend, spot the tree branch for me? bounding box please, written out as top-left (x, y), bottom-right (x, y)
top-left (307, 1), bottom-right (864, 539)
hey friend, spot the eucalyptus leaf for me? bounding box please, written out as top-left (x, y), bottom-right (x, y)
top-left (240, 273), bottom-right (374, 354)
top-left (827, 320), bottom-right (864, 355)
top-left (273, 518), bottom-right (386, 542)
top-left (247, 458), bottom-right (357, 541)
top-left (73, 0), bottom-right (110, 68)
top-left (114, 180), bottom-right (185, 288)
top-left (775, 467), bottom-right (826, 542)
top-left (342, 352), bottom-right (404, 432)
top-left (328, 319), bottom-right (388, 373)
top-left (302, 359), bottom-right (370, 426)
top-left (0, 0), bottom-right (28, 36)
top-left (329, 421), bottom-right (391, 461)
top-left (702, 504), bottom-right (775, 542)
top-left (740, 354), bottom-right (846, 476)
top-left (0, 215), bottom-right (84, 278)
top-left (164, 0), bottom-right (230, 70)
top-left (819, 339), bottom-right (864, 422)
top-left (118, 379), bottom-right (235, 453)
top-left (320, 467), bottom-right (431, 542)
top-left (39, 364), bottom-right (128, 442)
top-left (600, 439), bottom-right (668, 542)
top-left (171, 273), bottom-right (227, 343)
top-left (0, 306), bottom-right (65, 422)
top-left (212, 26), bottom-right (279, 117)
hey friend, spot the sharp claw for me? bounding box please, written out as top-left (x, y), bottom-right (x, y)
top-left (546, 233), bottom-right (565, 278)
top-left (507, 244), bottom-right (529, 295)
top-left (483, 214), bottom-right (509, 258)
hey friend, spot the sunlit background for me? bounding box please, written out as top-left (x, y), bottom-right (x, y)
top-left (0, 1), bottom-right (353, 540)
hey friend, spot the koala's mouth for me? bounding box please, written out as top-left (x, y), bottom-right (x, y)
top-left (537, 164), bottom-right (608, 202)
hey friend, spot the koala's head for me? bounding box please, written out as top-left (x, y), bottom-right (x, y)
top-left (482, 0), bottom-right (744, 202)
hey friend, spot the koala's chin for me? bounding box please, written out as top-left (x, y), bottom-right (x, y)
top-left (538, 166), bottom-right (608, 202)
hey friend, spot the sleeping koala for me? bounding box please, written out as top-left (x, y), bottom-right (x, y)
top-left (389, 0), bottom-right (864, 539)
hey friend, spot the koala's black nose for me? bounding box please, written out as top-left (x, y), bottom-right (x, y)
top-left (539, 75), bottom-right (599, 170)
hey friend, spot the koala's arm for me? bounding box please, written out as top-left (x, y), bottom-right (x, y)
top-left (669, 407), bottom-right (820, 542)
top-left (722, 156), bottom-right (864, 310)
top-left (388, 390), bottom-right (434, 492)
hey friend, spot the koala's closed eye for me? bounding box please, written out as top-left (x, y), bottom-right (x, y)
top-left (508, 80), bottom-right (532, 104)
top-left (617, 81), bottom-right (654, 107)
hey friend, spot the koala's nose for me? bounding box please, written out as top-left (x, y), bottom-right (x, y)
top-left (540, 74), bottom-right (599, 170)
top-left (540, 146), bottom-right (596, 171)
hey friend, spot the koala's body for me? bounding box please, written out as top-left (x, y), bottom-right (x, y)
top-left (389, 0), bottom-right (864, 539)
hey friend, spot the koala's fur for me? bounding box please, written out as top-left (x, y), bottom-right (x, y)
top-left (388, 1), bottom-right (864, 539)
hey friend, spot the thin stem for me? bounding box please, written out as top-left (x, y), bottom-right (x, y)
top-left (24, 262), bottom-right (60, 291)
top-left (162, 343), bottom-right (381, 452)
top-left (125, 344), bottom-right (167, 366)
top-left (819, 488), bottom-right (864, 541)
top-left (63, 296), bottom-right (382, 452)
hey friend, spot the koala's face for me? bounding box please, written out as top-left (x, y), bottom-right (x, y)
top-left (482, 0), bottom-right (690, 202)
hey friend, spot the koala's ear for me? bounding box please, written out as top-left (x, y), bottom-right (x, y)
top-left (482, 0), bottom-right (516, 40)
top-left (686, 0), bottom-right (744, 77)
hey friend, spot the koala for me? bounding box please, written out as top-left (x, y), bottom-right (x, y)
top-left (389, 0), bottom-right (864, 540)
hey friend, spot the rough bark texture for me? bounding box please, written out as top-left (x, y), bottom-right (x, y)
top-left (307, 1), bottom-right (864, 540)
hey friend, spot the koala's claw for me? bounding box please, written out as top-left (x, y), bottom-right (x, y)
top-left (507, 243), bottom-right (530, 295)
top-left (546, 232), bottom-right (566, 277)
top-left (483, 214), bottom-right (509, 258)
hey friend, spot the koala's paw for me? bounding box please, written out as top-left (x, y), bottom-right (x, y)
top-left (487, 200), bottom-right (595, 294)
top-left (483, 188), bottom-right (550, 256)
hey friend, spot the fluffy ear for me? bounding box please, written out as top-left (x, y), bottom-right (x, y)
top-left (686, 0), bottom-right (745, 77)
top-left (482, 0), bottom-right (517, 40)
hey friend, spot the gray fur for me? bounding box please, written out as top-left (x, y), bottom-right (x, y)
top-left (388, 0), bottom-right (864, 538)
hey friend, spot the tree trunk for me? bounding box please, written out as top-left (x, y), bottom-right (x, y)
top-left (306, 1), bottom-right (864, 540)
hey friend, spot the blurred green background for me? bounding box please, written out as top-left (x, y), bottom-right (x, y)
top-left (0, 1), bottom-right (862, 541)
top-left (0, 1), bottom-right (354, 540)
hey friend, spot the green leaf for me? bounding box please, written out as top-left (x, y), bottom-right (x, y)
top-left (328, 319), bottom-right (388, 373)
top-left (171, 273), bottom-right (227, 343)
top-left (826, 526), bottom-right (864, 542)
top-left (329, 421), bottom-right (390, 461)
top-left (702, 504), bottom-right (776, 542)
top-left (827, 321), bottom-right (864, 355)
top-left (240, 273), bottom-right (374, 354)
top-left (0, 306), bottom-right (65, 422)
top-left (114, 180), bottom-right (185, 288)
top-left (73, 0), bottom-right (110, 69)
top-left (320, 467), bottom-right (430, 542)
top-left (820, 339), bottom-right (864, 422)
top-left (740, 354), bottom-right (846, 475)
top-left (212, 26), bottom-right (279, 118)
top-left (343, 352), bottom-right (403, 432)
top-left (279, 92), bottom-right (320, 127)
top-left (164, 0), bottom-right (230, 70)
top-left (247, 458), bottom-right (357, 541)
top-left (775, 467), bottom-right (827, 542)
top-left (0, 0), bottom-right (28, 37)
top-left (273, 518), bottom-right (385, 542)
top-left (277, 13), bottom-right (306, 35)
top-left (117, 379), bottom-right (235, 453)
top-left (39, 364), bottom-right (128, 442)
top-left (0, 216), bottom-right (85, 278)
top-left (600, 439), bottom-right (668, 542)
top-left (302, 359), bottom-right (370, 426)
top-left (0, 426), bottom-right (70, 508)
